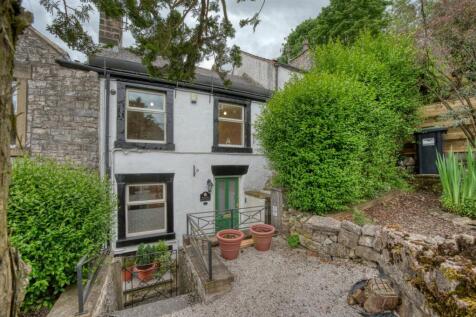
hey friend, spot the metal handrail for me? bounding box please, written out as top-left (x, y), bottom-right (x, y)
top-left (187, 215), bottom-right (213, 280)
top-left (76, 249), bottom-right (108, 315)
top-left (185, 205), bottom-right (270, 281)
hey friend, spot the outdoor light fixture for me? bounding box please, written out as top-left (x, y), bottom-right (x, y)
top-left (207, 179), bottom-right (214, 193)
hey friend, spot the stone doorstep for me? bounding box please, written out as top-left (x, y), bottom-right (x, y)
top-left (110, 294), bottom-right (191, 317)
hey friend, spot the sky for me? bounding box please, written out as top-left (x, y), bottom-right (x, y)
top-left (22, 0), bottom-right (329, 67)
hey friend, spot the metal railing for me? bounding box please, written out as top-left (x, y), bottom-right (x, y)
top-left (185, 205), bottom-right (270, 280)
top-left (186, 215), bottom-right (214, 280)
top-left (121, 249), bottom-right (178, 307)
top-left (76, 248), bottom-right (109, 315)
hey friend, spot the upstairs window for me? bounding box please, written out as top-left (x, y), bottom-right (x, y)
top-left (126, 89), bottom-right (166, 143)
top-left (218, 103), bottom-right (244, 147)
top-left (10, 82), bottom-right (18, 147)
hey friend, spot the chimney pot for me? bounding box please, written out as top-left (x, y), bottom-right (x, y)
top-left (99, 12), bottom-right (123, 47)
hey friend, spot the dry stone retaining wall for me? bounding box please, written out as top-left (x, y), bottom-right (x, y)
top-left (282, 208), bottom-right (476, 317)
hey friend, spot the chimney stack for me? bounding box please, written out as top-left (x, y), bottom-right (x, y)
top-left (99, 12), bottom-right (122, 47)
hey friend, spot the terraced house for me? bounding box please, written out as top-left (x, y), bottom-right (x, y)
top-left (14, 17), bottom-right (307, 253)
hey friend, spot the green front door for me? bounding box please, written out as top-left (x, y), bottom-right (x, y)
top-left (215, 177), bottom-right (240, 232)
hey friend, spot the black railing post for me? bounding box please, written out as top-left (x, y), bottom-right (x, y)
top-left (76, 262), bottom-right (84, 315)
top-left (186, 214), bottom-right (189, 236)
top-left (208, 240), bottom-right (213, 280)
top-left (230, 209), bottom-right (234, 229)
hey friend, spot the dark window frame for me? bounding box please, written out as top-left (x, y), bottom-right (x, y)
top-left (212, 96), bottom-right (252, 153)
top-left (115, 81), bottom-right (175, 150)
top-left (115, 173), bottom-right (175, 247)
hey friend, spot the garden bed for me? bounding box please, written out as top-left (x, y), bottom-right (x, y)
top-left (331, 191), bottom-right (475, 237)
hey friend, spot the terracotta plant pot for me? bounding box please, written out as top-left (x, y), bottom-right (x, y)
top-left (216, 229), bottom-right (245, 260)
top-left (133, 263), bottom-right (157, 282)
top-left (250, 224), bottom-right (276, 251)
top-left (122, 268), bottom-right (133, 282)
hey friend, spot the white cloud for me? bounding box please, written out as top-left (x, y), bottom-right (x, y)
top-left (22, 0), bottom-right (328, 65)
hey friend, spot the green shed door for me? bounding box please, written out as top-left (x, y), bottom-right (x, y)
top-left (215, 177), bottom-right (239, 232)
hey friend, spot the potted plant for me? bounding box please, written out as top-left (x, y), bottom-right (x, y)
top-left (133, 244), bottom-right (157, 282)
top-left (250, 224), bottom-right (275, 251)
top-left (153, 241), bottom-right (172, 278)
top-left (216, 229), bottom-right (244, 260)
top-left (122, 257), bottom-right (135, 282)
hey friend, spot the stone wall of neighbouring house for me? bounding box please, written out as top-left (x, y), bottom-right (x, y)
top-left (15, 27), bottom-right (100, 169)
top-left (282, 208), bottom-right (476, 317)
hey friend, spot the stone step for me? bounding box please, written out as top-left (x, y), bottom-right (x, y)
top-left (109, 294), bottom-right (192, 317)
top-left (183, 244), bottom-right (234, 300)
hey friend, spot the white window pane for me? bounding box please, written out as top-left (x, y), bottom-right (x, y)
top-left (218, 121), bottom-right (243, 146)
top-left (127, 203), bottom-right (166, 235)
top-left (127, 90), bottom-right (164, 111)
top-left (219, 103), bottom-right (243, 120)
top-left (127, 111), bottom-right (165, 141)
top-left (129, 184), bottom-right (163, 202)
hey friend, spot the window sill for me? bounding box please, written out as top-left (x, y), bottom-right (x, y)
top-left (212, 146), bottom-right (253, 153)
top-left (116, 232), bottom-right (176, 247)
top-left (115, 141), bottom-right (175, 151)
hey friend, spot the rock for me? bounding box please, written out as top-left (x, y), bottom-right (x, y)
top-left (323, 238), bottom-right (333, 245)
top-left (372, 235), bottom-right (384, 252)
top-left (338, 229), bottom-right (360, 248)
top-left (355, 246), bottom-right (381, 263)
top-left (359, 236), bottom-right (374, 248)
top-left (363, 278), bottom-right (399, 314)
top-left (306, 216), bottom-right (341, 233)
top-left (327, 243), bottom-right (350, 258)
top-left (362, 224), bottom-right (380, 237)
top-left (348, 288), bottom-right (366, 306)
top-left (341, 220), bottom-right (362, 235)
top-left (435, 261), bottom-right (462, 293)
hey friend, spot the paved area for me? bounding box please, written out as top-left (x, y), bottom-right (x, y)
top-left (119, 237), bottom-right (378, 317)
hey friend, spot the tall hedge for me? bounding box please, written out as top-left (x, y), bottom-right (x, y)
top-left (256, 33), bottom-right (422, 213)
top-left (7, 157), bottom-right (114, 310)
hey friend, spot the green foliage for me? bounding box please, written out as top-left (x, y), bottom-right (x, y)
top-left (257, 33), bottom-right (422, 213)
top-left (39, 0), bottom-right (264, 82)
top-left (279, 0), bottom-right (390, 62)
top-left (436, 148), bottom-right (476, 218)
top-left (136, 244), bottom-right (156, 267)
top-left (287, 234), bottom-right (300, 248)
top-left (7, 157), bottom-right (114, 310)
top-left (352, 209), bottom-right (373, 226)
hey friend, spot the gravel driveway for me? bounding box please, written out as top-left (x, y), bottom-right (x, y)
top-left (165, 237), bottom-right (378, 317)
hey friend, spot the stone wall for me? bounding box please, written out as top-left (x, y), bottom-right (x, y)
top-left (283, 209), bottom-right (476, 317)
top-left (15, 27), bottom-right (100, 169)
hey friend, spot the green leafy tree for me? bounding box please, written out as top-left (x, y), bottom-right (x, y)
top-left (258, 33), bottom-right (422, 213)
top-left (279, 0), bottom-right (390, 63)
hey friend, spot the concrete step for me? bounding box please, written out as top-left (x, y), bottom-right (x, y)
top-left (183, 244), bottom-right (234, 300)
top-left (109, 294), bottom-right (192, 317)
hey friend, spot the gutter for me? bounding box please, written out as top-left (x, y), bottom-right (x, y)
top-left (104, 72), bottom-right (111, 177)
top-left (56, 59), bottom-right (271, 102)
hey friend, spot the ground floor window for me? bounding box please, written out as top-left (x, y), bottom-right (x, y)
top-left (115, 173), bottom-right (175, 247)
top-left (126, 183), bottom-right (166, 237)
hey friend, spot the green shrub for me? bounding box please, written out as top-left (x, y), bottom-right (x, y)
top-left (7, 157), bottom-right (114, 310)
top-left (256, 33), bottom-right (422, 213)
top-left (436, 148), bottom-right (476, 218)
top-left (287, 234), bottom-right (300, 248)
top-left (352, 209), bottom-right (373, 226)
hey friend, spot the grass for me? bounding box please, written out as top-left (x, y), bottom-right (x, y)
top-left (352, 208), bottom-right (373, 226)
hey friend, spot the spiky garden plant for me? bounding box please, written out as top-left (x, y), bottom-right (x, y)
top-left (436, 147), bottom-right (476, 217)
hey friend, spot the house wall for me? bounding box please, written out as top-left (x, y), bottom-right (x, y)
top-left (233, 52), bottom-right (299, 91)
top-left (104, 80), bottom-right (272, 250)
top-left (14, 28), bottom-right (100, 169)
